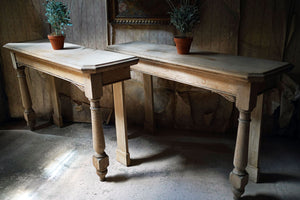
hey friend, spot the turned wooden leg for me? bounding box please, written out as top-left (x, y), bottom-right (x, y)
top-left (90, 99), bottom-right (109, 181)
top-left (113, 82), bottom-right (130, 166)
top-left (143, 74), bottom-right (155, 134)
top-left (85, 74), bottom-right (109, 181)
top-left (16, 66), bottom-right (36, 130)
top-left (247, 94), bottom-right (264, 183)
top-left (230, 109), bottom-right (251, 200)
top-left (49, 76), bottom-right (63, 127)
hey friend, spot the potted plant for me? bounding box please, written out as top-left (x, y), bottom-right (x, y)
top-left (44, 0), bottom-right (72, 50)
top-left (167, 0), bottom-right (200, 54)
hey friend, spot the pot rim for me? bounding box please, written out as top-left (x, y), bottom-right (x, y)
top-left (174, 36), bottom-right (193, 39)
top-left (47, 34), bottom-right (65, 38)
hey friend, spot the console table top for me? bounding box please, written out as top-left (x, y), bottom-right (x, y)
top-left (107, 41), bottom-right (292, 80)
top-left (4, 40), bottom-right (138, 73)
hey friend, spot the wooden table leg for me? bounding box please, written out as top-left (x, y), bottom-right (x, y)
top-left (247, 93), bottom-right (264, 183)
top-left (85, 74), bottom-right (109, 181)
top-left (143, 74), bottom-right (155, 134)
top-left (90, 99), bottom-right (109, 181)
top-left (49, 76), bottom-right (63, 127)
top-left (113, 81), bottom-right (130, 166)
top-left (16, 66), bottom-right (36, 130)
top-left (230, 109), bottom-right (251, 200)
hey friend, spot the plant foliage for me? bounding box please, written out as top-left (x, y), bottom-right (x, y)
top-left (44, 0), bottom-right (72, 35)
top-left (167, 0), bottom-right (200, 35)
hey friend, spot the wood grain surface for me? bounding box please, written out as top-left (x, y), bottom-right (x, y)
top-left (107, 41), bottom-right (292, 80)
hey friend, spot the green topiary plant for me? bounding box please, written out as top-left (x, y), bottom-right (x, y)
top-left (166, 0), bottom-right (201, 54)
top-left (167, 0), bottom-right (200, 36)
top-left (44, 0), bottom-right (72, 36)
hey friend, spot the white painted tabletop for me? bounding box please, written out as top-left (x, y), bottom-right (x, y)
top-left (4, 40), bottom-right (138, 72)
top-left (106, 41), bottom-right (292, 79)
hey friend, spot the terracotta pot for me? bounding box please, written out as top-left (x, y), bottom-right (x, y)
top-left (174, 37), bottom-right (193, 54)
top-left (48, 35), bottom-right (65, 50)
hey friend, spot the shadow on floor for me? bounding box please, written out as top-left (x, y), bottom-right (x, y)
top-left (128, 129), bottom-right (143, 140)
top-left (106, 170), bottom-right (175, 183)
top-left (259, 172), bottom-right (300, 183)
top-left (130, 148), bottom-right (174, 166)
top-left (105, 175), bottom-right (129, 182)
top-left (34, 121), bottom-right (53, 130)
top-left (241, 194), bottom-right (282, 200)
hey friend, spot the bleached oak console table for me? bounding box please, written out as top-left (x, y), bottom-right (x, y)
top-left (106, 41), bottom-right (293, 199)
top-left (4, 41), bottom-right (138, 181)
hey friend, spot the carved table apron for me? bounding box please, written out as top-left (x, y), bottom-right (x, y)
top-left (4, 40), bottom-right (138, 181)
top-left (106, 41), bottom-right (293, 199)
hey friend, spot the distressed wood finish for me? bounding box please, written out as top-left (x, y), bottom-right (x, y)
top-left (15, 65), bottom-right (36, 130)
top-left (230, 109), bottom-right (251, 199)
top-left (0, 0), bottom-right (52, 120)
top-left (246, 93), bottom-right (264, 183)
top-left (113, 81), bottom-right (130, 166)
top-left (106, 41), bottom-right (293, 199)
top-left (4, 41), bottom-right (138, 181)
top-left (84, 73), bottom-right (108, 181)
top-left (111, 0), bottom-right (240, 54)
top-left (107, 42), bottom-right (291, 81)
top-left (0, 0), bottom-right (108, 123)
top-left (49, 76), bottom-right (63, 127)
top-left (12, 50), bottom-right (36, 130)
top-left (143, 74), bottom-right (155, 134)
top-left (239, 0), bottom-right (289, 60)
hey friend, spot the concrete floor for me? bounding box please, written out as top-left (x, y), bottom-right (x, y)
top-left (0, 121), bottom-right (300, 200)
